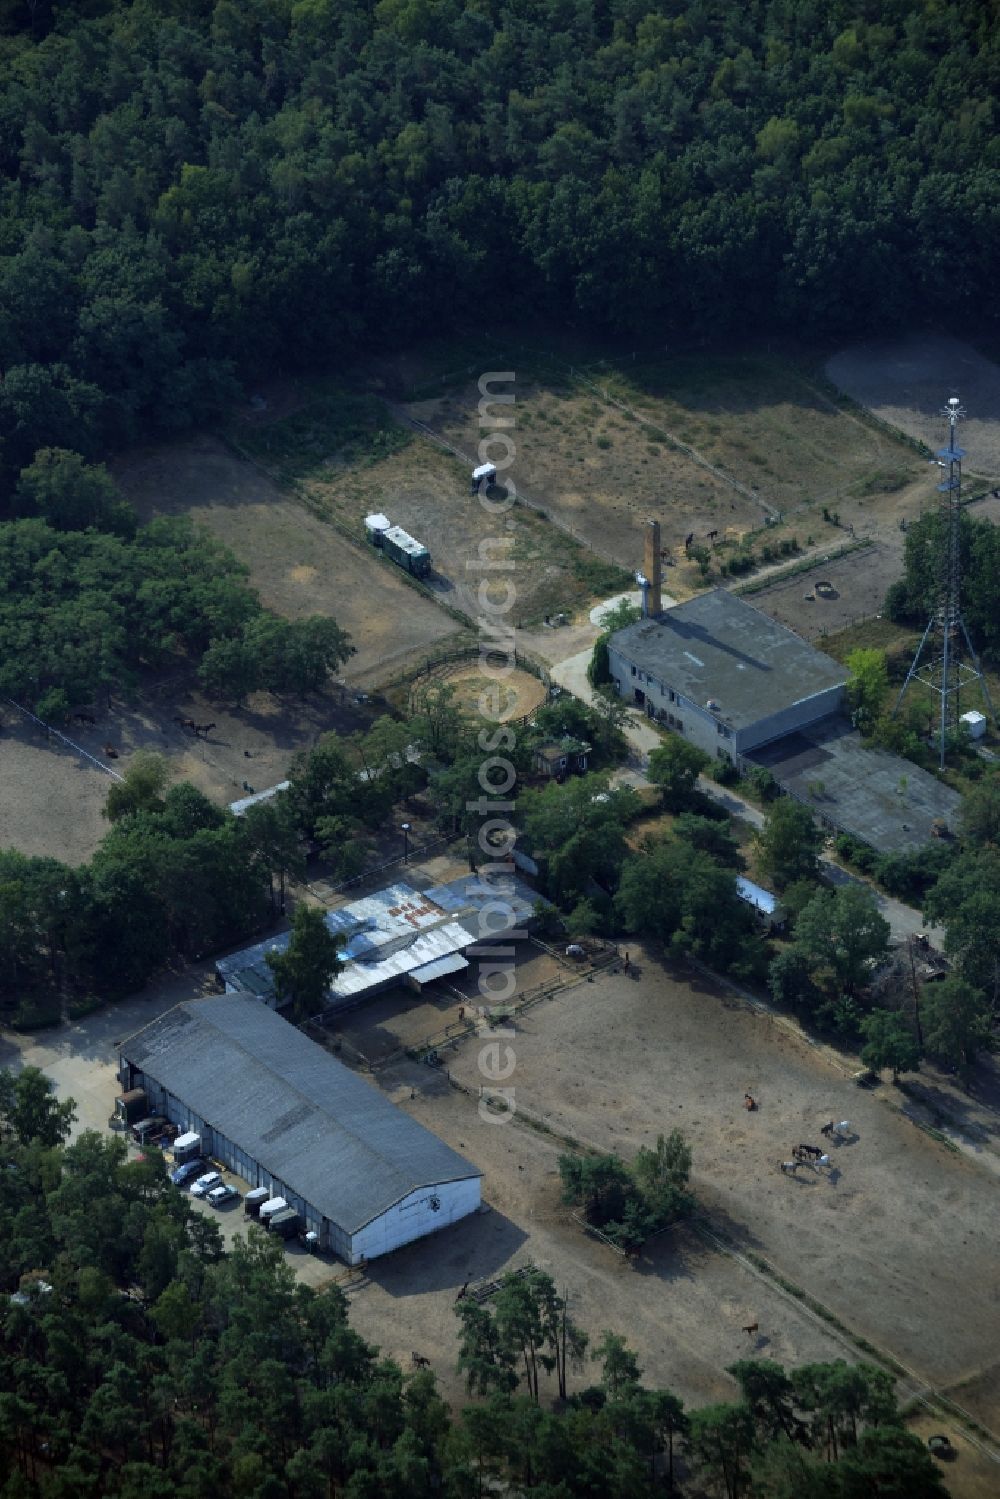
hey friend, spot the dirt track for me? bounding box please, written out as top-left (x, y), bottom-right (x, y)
top-left (827, 335), bottom-right (1000, 476)
top-left (431, 945), bottom-right (1000, 1432)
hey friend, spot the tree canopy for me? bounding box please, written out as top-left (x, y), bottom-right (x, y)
top-left (0, 514), bottom-right (351, 714)
top-left (2, 0), bottom-right (1000, 479)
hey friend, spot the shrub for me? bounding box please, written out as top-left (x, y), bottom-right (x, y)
top-left (710, 760), bottom-right (740, 787)
top-left (67, 994), bottom-right (104, 1021)
top-left (744, 764), bottom-right (779, 802)
top-left (12, 994), bottom-right (62, 1031)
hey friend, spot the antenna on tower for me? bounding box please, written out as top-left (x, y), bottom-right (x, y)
top-left (893, 394), bottom-right (996, 767)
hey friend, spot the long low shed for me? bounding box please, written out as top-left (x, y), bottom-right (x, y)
top-left (119, 997), bottom-right (482, 1264)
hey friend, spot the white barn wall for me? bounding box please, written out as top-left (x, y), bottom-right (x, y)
top-left (607, 645), bottom-right (846, 764)
top-left (607, 644), bottom-right (736, 761)
top-left (349, 1177), bottom-right (481, 1265)
top-left (121, 1060), bottom-right (480, 1259)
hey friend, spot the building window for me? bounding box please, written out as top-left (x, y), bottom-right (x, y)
top-left (676, 719), bottom-right (684, 731)
top-left (669, 690), bottom-right (675, 703)
top-left (630, 665), bottom-right (636, 676)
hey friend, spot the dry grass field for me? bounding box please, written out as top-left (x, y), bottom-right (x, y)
top-left (828, 335), bottom-right (1000, 476)
top-left (113, 433), bottom-right (462, 683)
top-left (299, 439), bottom-right (630, 627)
top-left (417, 944), bottom-right (1000, 1434)
top-left (0, 677), bottom-right (380, 866)
top-left (396, 349), bottom-right (930, 590)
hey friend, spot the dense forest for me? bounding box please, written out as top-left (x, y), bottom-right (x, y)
top-left (0, 1069), bottom-right (951, 1498)
top-left (1, 0), bottom-right (999, 477)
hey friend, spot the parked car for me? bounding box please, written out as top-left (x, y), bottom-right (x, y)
top-left (206, 1184), bottom-right (239, 1208)
top-left (189, 1171), bottom-right (223, 1198)
top-left (170, 1157), bottom-right (206, 1186)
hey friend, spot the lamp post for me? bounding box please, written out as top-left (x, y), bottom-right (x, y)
top-left (401, 822), bottom-right (411, 863)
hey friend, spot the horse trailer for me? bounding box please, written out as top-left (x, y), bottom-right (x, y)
top-left (382, 525), bottom-right (431, 578)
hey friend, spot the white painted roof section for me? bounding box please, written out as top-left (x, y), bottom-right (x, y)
top-left (472, 463), bottom-right (497, 480)
top-left (215, 874), bottom-right (538, 1006)
top-left (364, 512), bottom-right (391, 532)
top-left (228, 781), bottom-right (291, 816)
top-left (383, 525), bottom-right (428, 557)
top-left (736, 876), bottom-right (782, 916)
top-left (332, 921), bottom-right (473, 998)
top-left (410, 952), bottom-right (470, 984)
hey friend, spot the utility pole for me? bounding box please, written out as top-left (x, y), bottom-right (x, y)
top-left (894, 396), bottom-right (996, 767)
top-left (907, 935), bottom-right (924, 1049)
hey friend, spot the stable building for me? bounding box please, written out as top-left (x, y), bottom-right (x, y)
top-left (609, 588), bottom-right (961, 853)
top-left (608, 589), bottom-right (848, 764)
top-left (119, 997), bottom-right (481, 1264)
top-left (215, 874), bottom-right (537, 1012)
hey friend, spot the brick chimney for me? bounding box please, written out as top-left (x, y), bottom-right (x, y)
top-left (643, 519), bottom-right (662, 617)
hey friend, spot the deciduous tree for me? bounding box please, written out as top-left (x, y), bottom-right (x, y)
top-left (266, 904), bottom-right (344, 1020)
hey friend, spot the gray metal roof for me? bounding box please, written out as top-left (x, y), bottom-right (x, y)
top-left (228, 782), bottom-right (290, 817)
top-left (216, 876), bottom-right (538, 1005)
top-left (610, 590), bottom-right (848, 729)
top-left (746, 715), bottom-right (963, 854)
top-left (410, 952), bottom-right (469, 984)
top-left (120, 997), bottom-right (480, 1234)
top-left (736, 877), bottom-right (783, 916)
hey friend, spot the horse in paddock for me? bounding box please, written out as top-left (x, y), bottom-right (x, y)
top-left (194, 722), bottom-right (216, 738)
top-left (797, 1143), bottom-right (824, 1159)
top-left (742, 1321), bottom-right (759, 1338)
top-left (778, 1159), bottom-right (799, 1176)
top-left (411, 1352), bottom-right (431, 1369)
top-left (73, 711), bottom-right (96, 726)
top-left (103, 744), bottom-right (119, 759)
top-left (174, 716), bottom-right (197, 732)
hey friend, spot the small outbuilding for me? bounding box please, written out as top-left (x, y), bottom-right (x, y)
top-left (532, 738), bottom-right (591, 779)
top-left (735, 876), bottom-right (786, 932)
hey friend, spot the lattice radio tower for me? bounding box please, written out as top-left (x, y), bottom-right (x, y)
top-left (894, 395), bottom-right (996, 767)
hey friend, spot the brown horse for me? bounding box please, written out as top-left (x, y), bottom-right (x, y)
top-left (103, 744), bottom-right (119, 759)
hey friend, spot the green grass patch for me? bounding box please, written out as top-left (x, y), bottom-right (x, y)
top-left (570, 553), bottom-right (633, 595)
top-left (231, 382), bottom-right (411, 481)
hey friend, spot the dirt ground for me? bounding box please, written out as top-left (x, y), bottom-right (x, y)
top-left (0, 712), bottom-right (117, 866)
top-left (0, 676), bottom-right (379, 866)
top-left (746, 483), bottom-right (1000, 643)
top-left (413, 661), bottom-right (548, 723)
top-left (320, 944), bottom-right (568, 1067)
top-left (425, 943), bottom-right (1000, 1433)
top-left (744, 542), bottom-right (902, 642)
top-left (301, 439), bottom-right (628, 628)
top-left (827, 335), bottom-right (1000, 477)
top-left (402, 352), bottom-right (930, 584)
top-left (113, 433), bottom-right (460, 682)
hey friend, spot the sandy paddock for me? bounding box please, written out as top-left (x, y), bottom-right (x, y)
top-left (424, 944), bottom-right (1000, 1432)
top-left (0, 679), bottom-right (379, 867)
top-left (827, 335), bottom-right (1000, 477)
